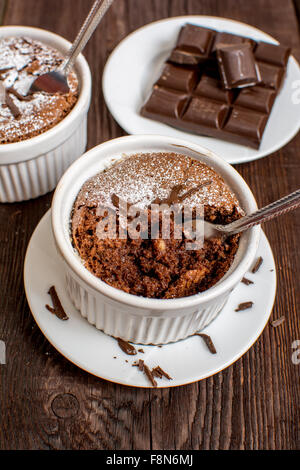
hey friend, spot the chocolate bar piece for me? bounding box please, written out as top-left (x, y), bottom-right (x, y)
top-left (194, 74), bottom-right (234, 103)
top-left (156, 63), bottom-right (198, 92)
top-left (257, 62), bottom-right (285, 90)
top-left (141, 23), bottom-right (291, 149)
top-left (182, 96), bottom-right (230, 134)
top-left (169, 24), bottom-right (215, 65)
top-left (212, 31), bottom-right (255, 52)
top-left (223, 108), bottom-right (268, 148)
top-left (255, 41), bottom-right (291, 67)
top-left (234, 86), bottom-right (276, 113)
top-left (216, 42), bottom-right (261, 89)
top-left (141, 86), bottom-right (189, 126)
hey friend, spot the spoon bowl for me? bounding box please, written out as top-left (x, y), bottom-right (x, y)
top-left (29, 0), bottom-right (113, 95)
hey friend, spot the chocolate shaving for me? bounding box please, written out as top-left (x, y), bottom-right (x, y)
top-left (45, 286), bottom-right (69, 320)
top-left (117, 338), bottom-right (137, 355)
top-left (134, 360), bottom-right (172, 386)
top-left (241, 277), bottom-right (254, 285)
top-left (6, 86), bottom-right (32, 101)
top-left (138, 348), bottom-right (144, 353)
top-left (5, 92), bottom-right (21, 118)
top-left (177, 180), bottom-right (212, 202)
top-left (143, 363), bottom-right (157, 387)
top-left (270, 316), bottom-right (285, 328)
top-left (235, 301), bottom-right (253, 312)
top-left (152, 368), bottom-right (162, 378)
top-left (151, 180), bottom-right (212, 206)
top-left (252, 256), bottom-right (263, 273)
top-left (152, 365), bottom-right (172, 380)
top-left (196, 333), bottom-right (217, 354)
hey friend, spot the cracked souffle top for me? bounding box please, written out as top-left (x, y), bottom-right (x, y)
top-left (0, 36), bottom-right (78, 144)
top-left (72, 152), bottom-right (243, 299)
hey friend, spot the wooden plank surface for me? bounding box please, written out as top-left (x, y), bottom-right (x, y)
top-left (0, 0), bottom-right (299, 450)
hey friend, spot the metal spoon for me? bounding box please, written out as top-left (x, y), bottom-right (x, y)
top-left (203, 188), bottom-right (300, 239)
top-left (29, 0), bottom-right (113, 94)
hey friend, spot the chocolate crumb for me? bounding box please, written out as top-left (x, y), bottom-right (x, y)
top-left (138, 348), bottom-right (145, 353)
top-left (196, 333), bottom-right (217, 354)
top-left (138, 359), bottom-right (144, 371)
top-left (241, 277), bottom-right (254, 285)
top-left (143, 363), bottom-right (157, 387)
top-left (252, 256), bottom-right (263, 273)
top-left (45, 286), bottom-right (69, 320)
top-left (270, 316), bottom-right (285, 328)
top-left (235, 301), bottom-right (253, 312)
top-left (152, 365), bottom-right (172, 380)
top-left (117, 338), bottom-right (137, 355)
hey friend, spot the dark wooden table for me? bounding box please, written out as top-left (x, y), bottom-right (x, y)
top-left (0, 0), bottom-right (299, 451)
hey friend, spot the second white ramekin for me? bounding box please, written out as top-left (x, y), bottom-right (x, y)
top-left (0, 26), bottom-right (91, 203)
top-left (51, 135), bottom-right (261, 344)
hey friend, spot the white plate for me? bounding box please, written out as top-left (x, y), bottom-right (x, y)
top-left (24, 210), bottom-right (276, 388)
top-left (102, 16), bottom-right (300, 164)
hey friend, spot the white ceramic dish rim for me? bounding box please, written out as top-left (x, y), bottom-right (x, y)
top-left (51, 134), bottom-right (261, 312)
top-left (0, 25), bottom-right (92, 165)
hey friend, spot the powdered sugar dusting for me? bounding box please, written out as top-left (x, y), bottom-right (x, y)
top-left (74, 153), bottom-right (241, 213)
top-left (0, 37), bottom-right (78, 143)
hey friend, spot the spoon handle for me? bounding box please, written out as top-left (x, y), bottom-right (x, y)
top-left (61, 0), bottom-right (113, 74)
top-left (224, 188), bottom-right (300, 235)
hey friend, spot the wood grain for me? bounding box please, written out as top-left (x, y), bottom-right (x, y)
top-left (0, 0), bottom-right (299, 450)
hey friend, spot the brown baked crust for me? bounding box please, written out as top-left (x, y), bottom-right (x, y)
top-left (0, 37), bottom-right (78, 144)
top-left (71, 153), bottom-right (242, 299)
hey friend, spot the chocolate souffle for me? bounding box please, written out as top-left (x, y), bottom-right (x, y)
top-left (0, 37), bottom-right (78, 143)
top-left (71, 153), bottom-right (242, 299)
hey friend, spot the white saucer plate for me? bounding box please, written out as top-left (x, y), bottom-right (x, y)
top-left (102, 16), bottom-right (300, 164)
top-left (24, 210), bottom-right (276, 388)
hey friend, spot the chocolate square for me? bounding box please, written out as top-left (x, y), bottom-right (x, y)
top-left (194, 74), bottom-right (234, 104)
top-left (139, 23), bottom-right (291, 149)
top-left (257, 62), bottom-right (285, 90)
top-left (254, 41), bottom-right (291, 67)
top-left (156, 63), bottom-right (198, 93)
top-left (141, 86), bottom-right (189, 125)
top-left (224, 107), bottom-right (268, 148)
top-left (235, 86), bottom-right (276, 113)
top-left (182, 97), bottom-right (230, 132)
top-left (169, 24), bottom-right (215, 65)
top-left (216, 42), bottom-right (261, 89)
top-left (212, 31), bottom-right (256, 52)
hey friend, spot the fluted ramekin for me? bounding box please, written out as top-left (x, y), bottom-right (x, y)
top-left (0, 26), bottom-right (91, 203)
top-left (51, 135), bottom-right (261, 344)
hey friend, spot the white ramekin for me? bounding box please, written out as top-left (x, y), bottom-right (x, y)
top-left (51, 135), bottom-right (261, 344)
top-left (0, 26), bottom-right (91, 203)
